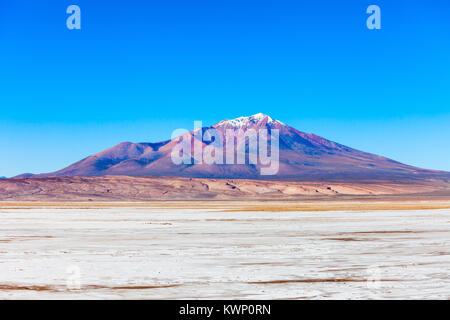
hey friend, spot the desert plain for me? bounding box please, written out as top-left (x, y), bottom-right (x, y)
top-left (0, 197), bottom-right (449, 299)
top-left (0, 175), bottom-right (449, 299)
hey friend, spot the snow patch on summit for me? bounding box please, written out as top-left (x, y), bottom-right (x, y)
top-left (214, 113), bottom-right (285, 128)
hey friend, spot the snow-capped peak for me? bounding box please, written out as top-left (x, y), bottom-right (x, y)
top-left (214, 113), bottom-right (285, 129)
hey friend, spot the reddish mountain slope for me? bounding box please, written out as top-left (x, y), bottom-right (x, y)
top-left (25, 114), bottom-right (450, 181)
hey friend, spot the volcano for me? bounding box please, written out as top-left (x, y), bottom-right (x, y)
top-left (21, 113), bottom-right (450, 181)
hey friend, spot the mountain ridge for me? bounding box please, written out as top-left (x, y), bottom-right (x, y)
top-left (16, 113), bottom-right (450, 181)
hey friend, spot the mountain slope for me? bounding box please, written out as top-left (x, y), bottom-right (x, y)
top-left (26, 113), bottom-right (449, 181)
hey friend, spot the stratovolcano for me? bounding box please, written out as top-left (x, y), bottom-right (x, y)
top-left (20, 113), bottom-right (450, 181)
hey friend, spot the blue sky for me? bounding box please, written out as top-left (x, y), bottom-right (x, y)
top-left (1, 0), bottom-right (449, 177)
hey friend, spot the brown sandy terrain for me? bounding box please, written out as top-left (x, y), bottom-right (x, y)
top-left (1, 175), bottom-right (450, 202)
top-left (2, 200), bottom-right (450, 211)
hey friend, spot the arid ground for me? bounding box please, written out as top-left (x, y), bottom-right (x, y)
top-left (1, 176), bottom-right (450, 201)
top-left (0, 200), bottom-right (449, 299)
top-left (1, 172), bottom-right (449, 299)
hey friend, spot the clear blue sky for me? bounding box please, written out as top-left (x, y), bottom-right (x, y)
top-left (1, 0), bottom-right (449, 177)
